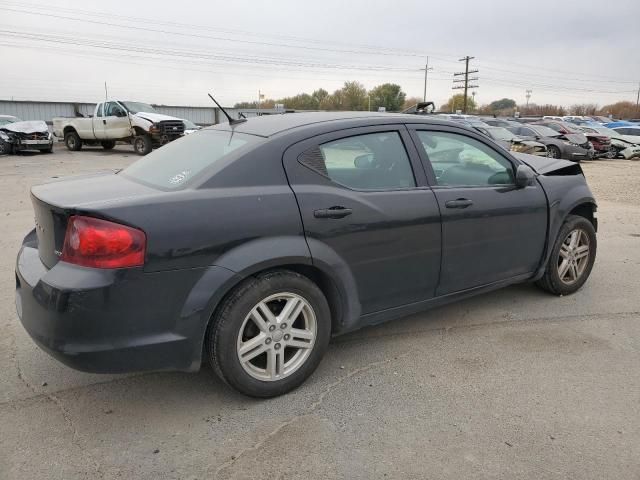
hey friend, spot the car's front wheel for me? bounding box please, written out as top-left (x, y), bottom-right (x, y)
top-left (207, 270), bottom-right (331, 397)
top-left (536, 215), bottom-right (596, 295)
top-left (547, 145), bottom-right (561, 159)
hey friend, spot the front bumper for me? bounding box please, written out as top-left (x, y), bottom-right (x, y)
top-left (15, 139), bottom-right (53, 151)
top-left (15, 239), bottom-right (210, 373)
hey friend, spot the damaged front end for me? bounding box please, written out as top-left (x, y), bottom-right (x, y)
top-left (510, 139), bottom-right (548, 157)
top-left (0, 121), bottom-right (54, 154)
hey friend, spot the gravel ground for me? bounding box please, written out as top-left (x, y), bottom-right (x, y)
top-left (1, 146), bottom-right (639, 479)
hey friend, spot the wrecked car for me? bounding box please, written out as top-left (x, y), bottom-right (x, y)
top-left (0, 119), bottom-right (54, 155)
top-left (16, 112), bottom-right (597, 397)
top-left (474, 125), bottom-right (547, 156)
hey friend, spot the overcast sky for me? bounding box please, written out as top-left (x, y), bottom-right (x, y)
top-left (1, 0), bottom-right (639, 109)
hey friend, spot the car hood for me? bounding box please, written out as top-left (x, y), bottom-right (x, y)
top-left (133, 111), bottom-right (183, 123)
top-left (1, 120), bottom-right (49, 134)
top-left (512, 152), bottom-right (576, 174)
top-left (563, 133), bottom-right (588, 145)
top-left (516, 139), bottom-right (545, 147)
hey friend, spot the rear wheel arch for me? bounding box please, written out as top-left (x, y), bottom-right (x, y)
top-left (63, 126), bottom-right (77, 136)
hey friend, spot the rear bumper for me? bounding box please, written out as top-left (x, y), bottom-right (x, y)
top-left (15, 241), bottom-right (217, 373)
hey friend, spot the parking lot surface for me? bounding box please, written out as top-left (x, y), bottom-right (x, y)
top-left (1, 146), bottom-right (639, 479)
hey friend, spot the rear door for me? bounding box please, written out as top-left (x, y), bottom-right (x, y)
top-left (101, 101), bottom-right (131, 140)
top-left (283, 125), bottom-right (441, 315)
top-left (409, 125), bottom-right (548, 296)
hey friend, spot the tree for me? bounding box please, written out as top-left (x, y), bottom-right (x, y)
top-left (489, 98), bottom-right (517, 112)
top-left (599, 101), bottom-right (637, 119)
top-left (517, 103), bottom-right (566, 117)
top-left (441, 94), bottom-right (476, 113)
top-left (368, 83), bottom-right (406, 112)
top-left (569, 104), bottom-right (599, 116)
top-left (311, 88), bottom-right (329, 109)
top-left (340, 81), bottom-right (368, 110)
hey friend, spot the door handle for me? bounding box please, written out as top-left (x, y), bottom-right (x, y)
top-left (445, 198), bottom-right (473, 209)
top-left (313, 206), bottom-right (353, 219)
top-left (103, 119), bottom-right (106, 125)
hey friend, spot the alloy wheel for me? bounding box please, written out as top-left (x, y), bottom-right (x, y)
top-left (236, 292), bottom-right (317, 382)
top-left (557, 228), bottom-right (590, 285)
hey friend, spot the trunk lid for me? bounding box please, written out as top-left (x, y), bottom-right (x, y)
top-left (30, 172), bottom-right (159, 268)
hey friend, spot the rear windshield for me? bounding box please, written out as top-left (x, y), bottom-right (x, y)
top-left (120, 129), bottom-right (261, 189)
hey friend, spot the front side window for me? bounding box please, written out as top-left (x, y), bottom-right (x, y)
top-left (416, 131), bottom-right (515, 187)
top-left (302, 131), bottom-right (415, 190)
top-left (104, 102), bottom-right (125, 117)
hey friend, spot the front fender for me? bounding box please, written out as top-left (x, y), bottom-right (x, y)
top-left (536, 174), bottom-right (596, 276)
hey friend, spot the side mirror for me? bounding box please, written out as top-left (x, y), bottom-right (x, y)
top-left (515, 164), bottom-right (535, 188)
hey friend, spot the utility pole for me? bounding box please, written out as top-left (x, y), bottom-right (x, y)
top-left (452, 56), bottom-right (478, 114)
top-left (526, 89), bottom-right (532, 108)
top-left (104, 81), bottom-right (108, 101)
top-left (422, 56), bottom-right (433, 102)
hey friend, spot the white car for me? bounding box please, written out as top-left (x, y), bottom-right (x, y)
top-left (0, 118), bottom-right (54, 155)
top-left (579, 126), bottom-right (640, 160)
top-left (612, 126), bottom-right (640, 144)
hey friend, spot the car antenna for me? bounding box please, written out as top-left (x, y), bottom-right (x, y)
top-left (208, 93), bottom-right (246, 125)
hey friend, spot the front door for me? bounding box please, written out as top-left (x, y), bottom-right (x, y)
top-left (101, 101), bottom-right (131, 140)
top-left (410, 126), bottom-right (548, 296)
top-left (283, 125), bottom-right (441, 315)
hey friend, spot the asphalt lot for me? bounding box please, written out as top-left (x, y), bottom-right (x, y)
top-left (1, 144), bottom-right (639, 479)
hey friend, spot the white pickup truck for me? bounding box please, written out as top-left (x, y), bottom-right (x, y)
top-left (53, 100), bottom-right (186, 155)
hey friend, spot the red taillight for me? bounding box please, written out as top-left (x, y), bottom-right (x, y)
top-left (61, 216), bottom-right (146, 269)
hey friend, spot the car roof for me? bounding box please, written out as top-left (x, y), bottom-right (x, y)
top-left (210, 111), bottom-right (461, 137)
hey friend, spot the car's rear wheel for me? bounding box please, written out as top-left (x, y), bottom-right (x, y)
top-left (547, 145), bottom-right (561, 159)
top-left (64, 131), bottom-right (82, 151)
top-left (536, 215), bottom-right (596, 295)
top-left (207, 270), bottom-right (331, 397)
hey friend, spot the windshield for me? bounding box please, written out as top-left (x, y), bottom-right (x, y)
top-left (486, 127), bottom-right (516, 141)
top-left (121, 101), bottom-right (157, 114)
top-left (183, 119), bottom-right (197, 129)
top-left (531, 126), bottom-right (561, 137)
top-left (120, 129), bottom-right (261, 190)
top-left (594, 127), bottom-right (616, 136)
top-left (0, 116), bottom-right (20, 126)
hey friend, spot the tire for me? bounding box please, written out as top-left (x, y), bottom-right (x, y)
top-left (64, 131), bottom-right (82, 151)
top-left (133, 135), bottom-right (152, 155)
top-left (605, 147), bottom-right (616, 159)
top-left (536, 215), bottom-right (597, 296)
top-left (547, 145), bottom-right (561, 159)
top-left (206, 270), bottom-right (331, 397)
top-left (101, 141), bottom-right (116, 150)
top-left (0, 140), bottom-right (12, 155)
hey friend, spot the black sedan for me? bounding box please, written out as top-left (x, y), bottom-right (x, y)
top-left (16, 112), bottom-right (598, 397)
top-left (507, 124), bottom-right (593, 161)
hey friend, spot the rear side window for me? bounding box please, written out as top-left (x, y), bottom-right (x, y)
top-left (121, 130), bottom-right (260, 189)
top-left (300, 132), bottom-right (415, 190)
